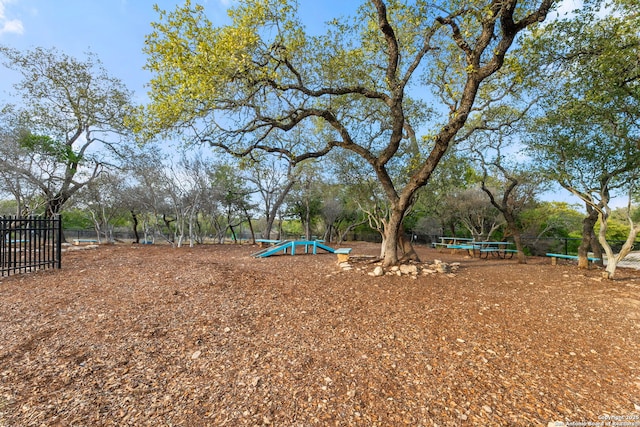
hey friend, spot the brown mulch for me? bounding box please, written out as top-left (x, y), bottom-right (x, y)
top-left (1, 242), bottom-right (639, 426)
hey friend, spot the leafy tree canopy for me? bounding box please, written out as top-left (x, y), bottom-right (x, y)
top-left (138, 0), bottom-right (554, 265)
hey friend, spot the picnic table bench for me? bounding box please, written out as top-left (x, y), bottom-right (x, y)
top-left (446, 244), bottom-right (476, 257)
top-left (434, 237), bottom-right (474, 250)
top-left (445, 241), bottom-right (516, 259)
top-left (476, 242), bottom-right (517, 259)
top-left (546, 253), bottom-right (601, 265)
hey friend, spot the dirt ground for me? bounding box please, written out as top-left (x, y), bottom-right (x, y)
top-left (1, 241), bottom-right (639, 427)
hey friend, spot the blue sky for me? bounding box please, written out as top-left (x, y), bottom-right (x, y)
top-left (0, 0), bottom-right (351, 103)
top-left (0, 0), bottom-right (581, 104)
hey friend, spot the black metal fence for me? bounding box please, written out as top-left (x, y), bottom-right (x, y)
top-left (1, 216), bottom-right (62, 277)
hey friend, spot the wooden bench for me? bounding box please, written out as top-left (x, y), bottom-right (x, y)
top-left (546, 253), bottom-right (601, 265)
top-left (73, 239), bottom-right (98, 246)
top-left (335, 248), bottom-right (352, 263)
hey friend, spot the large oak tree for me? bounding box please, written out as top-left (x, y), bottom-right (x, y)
top-left (140, 0), bottom-right (554, 266)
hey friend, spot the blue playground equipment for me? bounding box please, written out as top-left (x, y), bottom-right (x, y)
top-left (251, 240), bottom-right (337, 258)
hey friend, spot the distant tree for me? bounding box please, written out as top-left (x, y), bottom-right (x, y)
top-left (117, 147), bottom-right (160, 243)
top-left (118, 146), bottom-right (180, 244)
top-left (466, 122), bottom-right (547, 263)
top-left (174, 153), bottom-right (219, 246)
top-left (285, 164), bottom-right (323, 240)
top-left (446, 187), bottom-right (504, 241)
top-left (242, 156), bottom-right (298, 240)
top-left (73, 173), bottom-right (128, 243)
top-left (0, 47), bottom-right (133, 218)
top-left (0, 124), bottom-right (45, 215)
top-left (209, 163), bottom-right (256, 243)
top-left (519, 201), bottom-right (583, 240)
top-left (411, 151), bottom-right (478, 238)
top-left (318, 185), bottom-right (343, 243)
top-left (317, 183), bottom-right (369, 243)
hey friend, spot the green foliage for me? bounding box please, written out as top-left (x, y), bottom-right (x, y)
top-left (410, 151), bottom-right (479, 233)
top-left (520, 201), bottom-right (583, 238)
top-left (596, 217), bottom-right (631, 242)
top-left (521, 4), bottom-right (640, 199)
top-left (140, 0), bottom-right (554, 170)
top-left (61, 208), bottom-right (94, 229)
top-left (280, 219), bottom-right (303, 236)
top-left (0, 199), bottom-right (19, 216)
top-left (633, 205), bottom-right (640, 223)
top-left (19, 133), bottom-right (82, 164)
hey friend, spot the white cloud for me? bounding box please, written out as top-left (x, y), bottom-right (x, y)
top-left (1, 18), bottom-right (23, 35)
top-left (0, 0), bottom-right (24, 35)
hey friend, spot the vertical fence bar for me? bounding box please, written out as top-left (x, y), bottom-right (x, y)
top-left (36, 216), bottom-right (42, 270)
top-left (37, 216), bottom-right (42, 269)
top-left (26, 217), bottom-right (32, 272)
top-left (37, 216), bottom-right (43, 269)
top-left (43, 216), bottom-right (47, 269)
top-left (18, 217), bottom-right (25, 274)
top-left (18, 217), bottom-right (23, 274)
top-left (56, 215), bottom-right (62, 269)
top-left (9, 217), bottom-right (14, 275)
top-left (1, 217), bottom-right (5, 276)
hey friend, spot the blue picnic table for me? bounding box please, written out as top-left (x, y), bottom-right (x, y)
top-left (443, 241), bottom-right (517, 259)
top-left (474, 242), bottom-right (517, 259)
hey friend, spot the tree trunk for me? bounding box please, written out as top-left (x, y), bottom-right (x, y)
top-left (398, 232), bottom-right (420, 263)
top-left (589, 229), bottom-right (603, 267)
top-left (304, 200), bottom-right (311, 240)
top-left (381, 206), bottom-right (420, 267)
top-left (262, 176), bottom-right (295, 239)
top-left (598, 208), bottom-right (639, 280)
top-left (264, 217), bottom-right (275, 239)
top-left (131, 210), bottom-right (140, 244)
top-left (512, 229), bottom-right (526, 264)
top-left (243, 208), bottom-right (256, 244)
top-left (338, 220), bottom-right (366, 244)
top-left (578, 205), bottom-right (599, 269)
top-left (228, 224), bottom-right (237, 242)
top-left (46, 195), bottom-right (67, 241)
top-left (502, 210), bottom-right (526, 264)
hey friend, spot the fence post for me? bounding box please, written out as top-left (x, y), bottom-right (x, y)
top-left (56, 215), bottom-right (63, 269)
